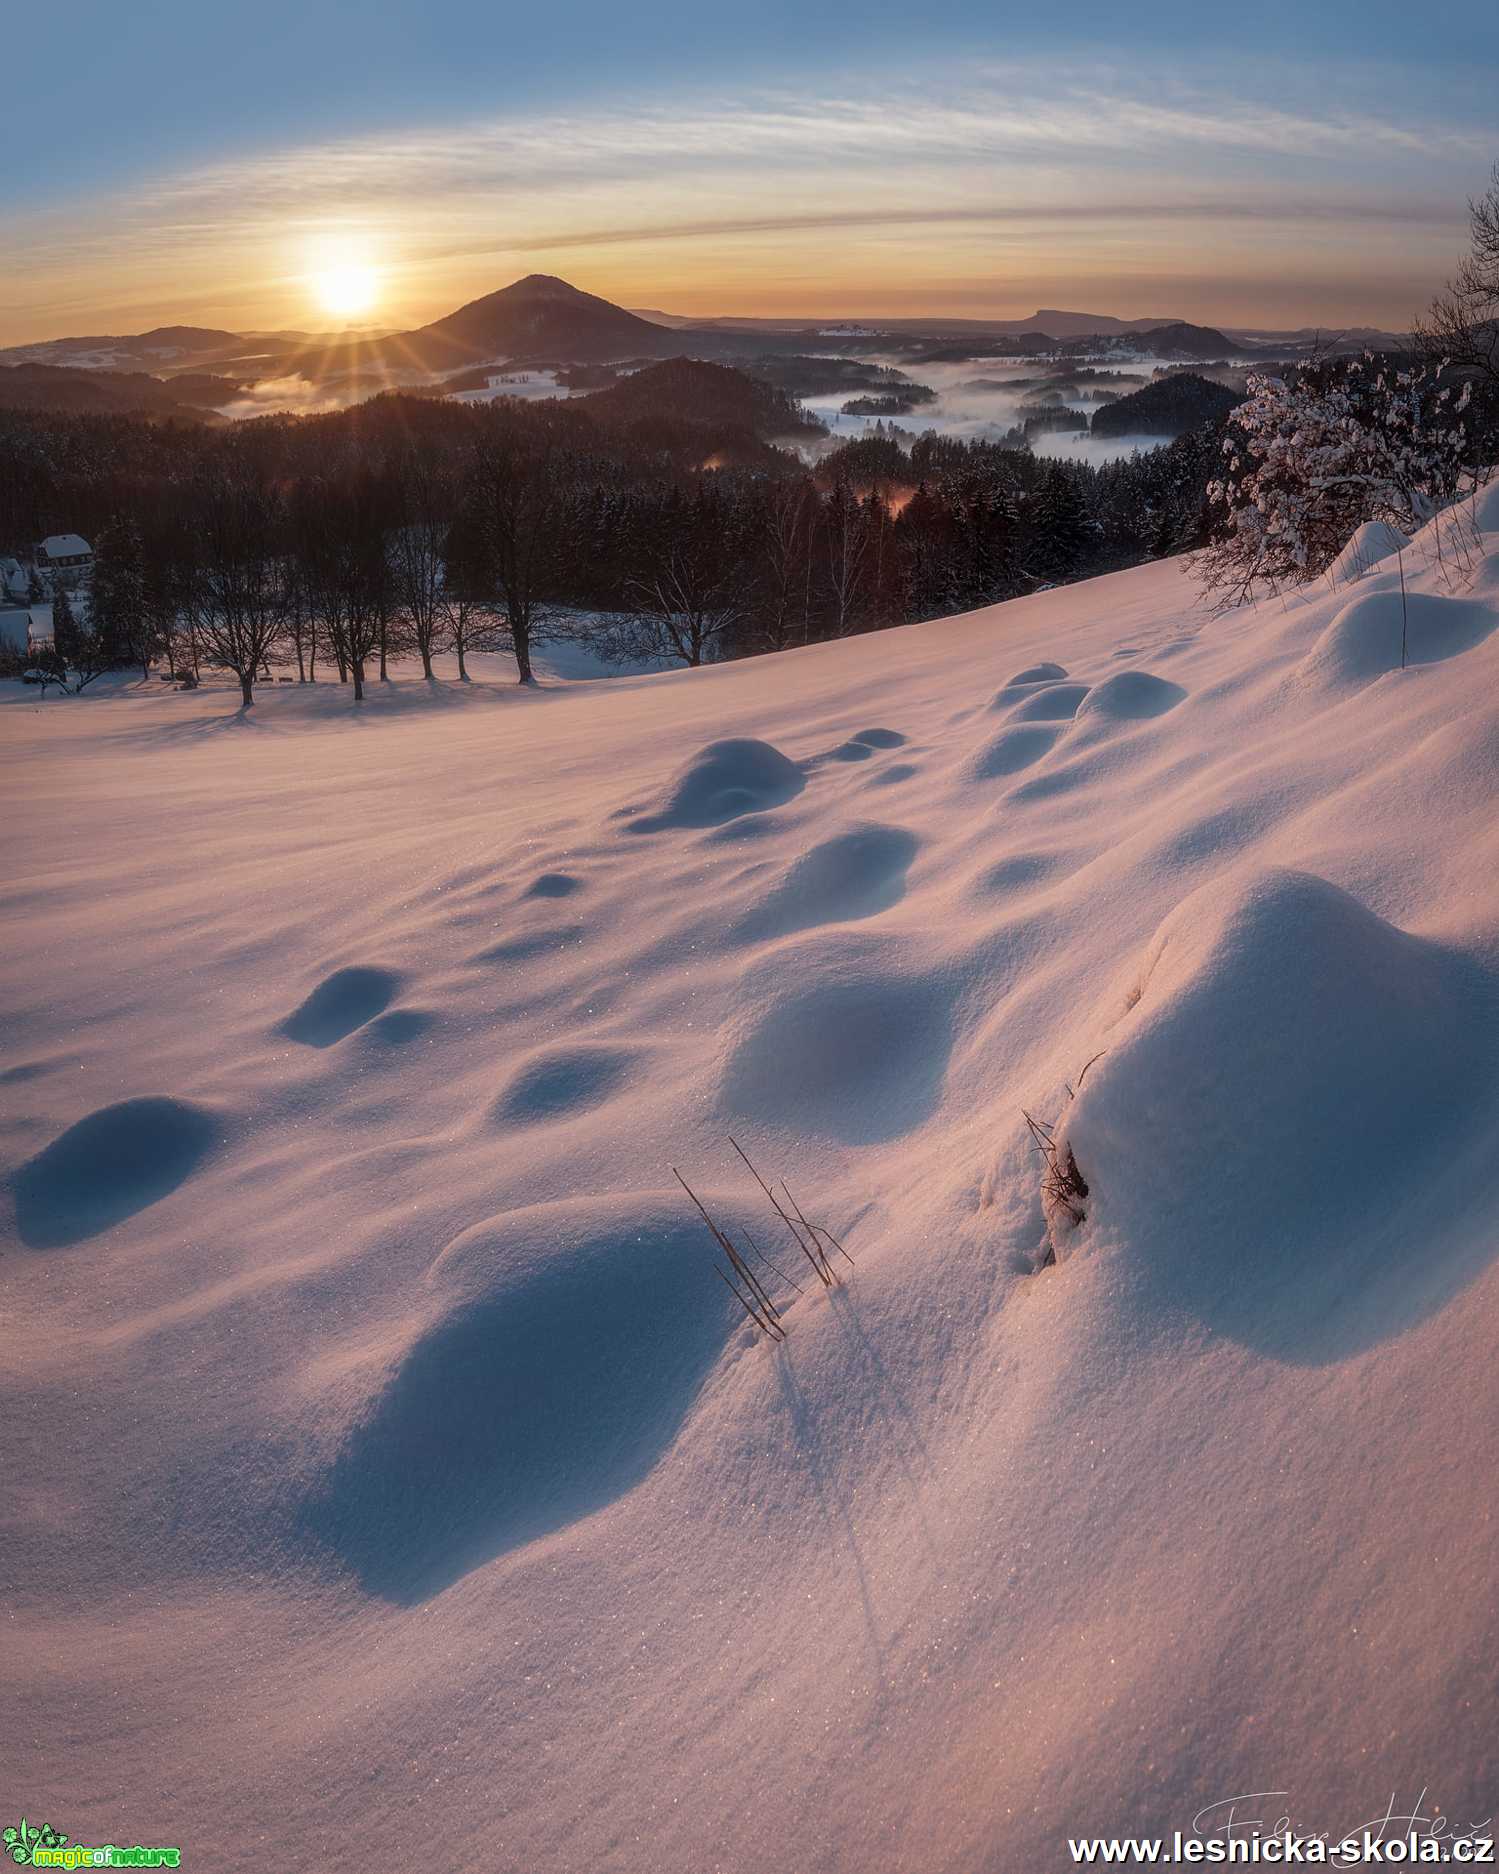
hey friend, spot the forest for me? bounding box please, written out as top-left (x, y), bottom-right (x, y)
top-left (3, 343), bottom-right (1491, 701)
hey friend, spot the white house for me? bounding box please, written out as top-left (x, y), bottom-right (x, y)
top-left (0, 555), bottom-right (27, 602)
top-left (0, 606), bottom-right (34, 654)
top-left (33, 535), bottom-right (93, 589)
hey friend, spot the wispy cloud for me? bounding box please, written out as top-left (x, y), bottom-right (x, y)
top-left (4, 58), bottom-right (1487, 340)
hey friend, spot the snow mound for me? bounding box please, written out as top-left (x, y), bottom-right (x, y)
top-left (360, 1008), bottom-right (437, 1047)
top-left (975, 849), bottom-right (1067, 895)
top-left (280, 965), bottom-right (403, 1046)
top-left (966, 724), bottom-right (1058, 779)
top-left (1470, 479), bottom-right (1499, 533)
top-left (11, 1097), bottom-right (222, 1248)
top-left (493, 1044), bottom-right (639, 1126)
top-left (1073, 669), bottom-right (1186, 720)
top-left (472, 924), bottom-right (586, 965)
top-left (730, 823), bottom-right (918, 943)
top-left (1295, 587), bottom-right (1497, 689)
top-left (1327, 518), bottom-right (1409, 585)
top-left (720, 933), bottom-right (953, 1143)
top-left (819, 738), bottom-right (876, 763)
top-left (524, 871), bottom-right (581, 899)
top-left (628, 737), bottom-right (805, 831)
top-left (298, 1194), bottom-right (736, 1602)
top-left (1007, 681), bottom-right (1091, 722)
top-left (1004, 661), bottom-right (1069, 686)
top-left (1063, 868), bottom-right (1490, 1352)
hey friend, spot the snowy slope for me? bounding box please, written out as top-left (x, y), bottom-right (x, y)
top-left (4, 484), bottom-right (1499, 1870)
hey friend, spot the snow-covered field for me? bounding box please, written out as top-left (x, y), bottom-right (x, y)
top-left (5, 487), bottom-right (1499, 1869)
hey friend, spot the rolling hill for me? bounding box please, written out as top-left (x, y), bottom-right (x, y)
top-left (1089, 370), bottom-right (1244, 436)
top-left (580, 357), bottom-right (824, 440)
top-left (0, 363), bottom-right (233, 421)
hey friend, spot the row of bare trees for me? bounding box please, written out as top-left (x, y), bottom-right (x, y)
top-left (57, 433), bottom-right (576, 704)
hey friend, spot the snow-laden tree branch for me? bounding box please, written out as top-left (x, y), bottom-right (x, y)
top-left (1195, 357), bottom-right (1475, 608)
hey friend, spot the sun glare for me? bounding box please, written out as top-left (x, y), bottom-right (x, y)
top-left (313, 262), bottom-right (381, 321)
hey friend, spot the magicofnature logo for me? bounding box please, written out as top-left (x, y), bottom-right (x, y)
top-left (4, 1821), bottom-right (181, 1868)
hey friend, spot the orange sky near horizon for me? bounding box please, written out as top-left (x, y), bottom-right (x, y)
top-left (4, 70), bottom-right (1488, 346)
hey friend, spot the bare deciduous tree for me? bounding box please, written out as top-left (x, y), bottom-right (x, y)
top-left (439, 494), bottom-right (498, 681)
top-left (1416, 161), bottom-right (1499, 391)
top-left (472, 427), bottom-right (571, 684)
top-left (181, 461), bottom-right (290, 707)
top-left (390, 447), bottom-right (450, 680)
top-left (609, 533), bottom-right (748, 668)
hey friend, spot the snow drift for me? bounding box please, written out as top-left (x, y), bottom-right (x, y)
top-left (1059, 867), bottom-right (1495, 1354)
top-left (4, 490), bottom-right (1499, 1870)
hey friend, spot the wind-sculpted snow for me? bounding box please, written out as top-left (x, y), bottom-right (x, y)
top-left (627, 735), bottom-right (805, 830)
top-left (523, 870), bottom-right (583, 898)
top-left (1326, 517), bottom-right (1409, 586)
top-left (966, 723), bottom-right (1060, 778)
top-left (298, 1195), bottom-right (738, 1601)
top-left (1061, 868), bottom-right (1496, 1358)
top-left (493, 1044), bottom-right (640, 1126)
top-left (11, 1097), bottom-right (221, 1248)
top-left (729, 824), bottom-right (918, 942)
top-left (1073, 668), bottom-right (1187, 719)
top-left (6, 499), bottom-right (1499, 1872)
top-left (720, 932), bottom-right (954, 1144)
top-left (1295, 586), bottom-right (1497, 688)
top-left (1002, 661), bottom-right (1069, 687)
top-left (1006, 680), bottom-right (1092, 722)
top-left (281, 965), bottom-right (403, 1046)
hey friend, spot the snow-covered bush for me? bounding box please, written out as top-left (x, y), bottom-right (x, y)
top-left (1195, 358), bottom-right (1474, 607)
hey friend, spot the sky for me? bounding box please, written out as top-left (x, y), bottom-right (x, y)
top-left (3, 0), bottom-right (1496, 344)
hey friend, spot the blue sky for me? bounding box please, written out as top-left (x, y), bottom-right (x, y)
top-left (4, 1), bottom-right (1496, 340)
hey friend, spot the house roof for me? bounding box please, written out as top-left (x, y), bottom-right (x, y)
top-left (38, 534), bottom-right (91, 560)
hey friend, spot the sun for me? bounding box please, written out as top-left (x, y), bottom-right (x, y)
top-left (313, 261), bottom-right (381, 321)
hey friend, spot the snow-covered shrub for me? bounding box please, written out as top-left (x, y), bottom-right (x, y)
top-left (1195, 357), bottom-right (1474, 607)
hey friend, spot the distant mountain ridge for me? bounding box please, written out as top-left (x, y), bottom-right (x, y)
top-left (627, 306), bottom-right (1189, 338)
top-left (0, 275), bottom-right (1404, 421)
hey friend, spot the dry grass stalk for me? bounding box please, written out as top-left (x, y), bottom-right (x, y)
top-left (674, 1168), bottom-right (786, 1341)
top-left (728, 1136), bottom-right (848, 1290)
top-left (1021, 1111), bottom-right (1090, 1228)
top-left (675, 1141), bottom-right (856, 1338)
top-left (1022, 1054), bottom-right (1104, 1270)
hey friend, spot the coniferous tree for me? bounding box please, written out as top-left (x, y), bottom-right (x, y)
top-left (50, 585), bottom-right (110, 691)
top-left (90, 516), bottom-right (154, 677)
top-left (1028, 463), bottom-right (1092, 583)
top-left (51, 583), bottom-right (83, 670)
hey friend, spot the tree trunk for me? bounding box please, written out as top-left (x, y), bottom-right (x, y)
top-left (420, 640), bottom-right (434, 680)
top-left (239, 672), bottom-right (254, 708)
top-left (352, 657), bottom-right (365, 701)
top-left (378, 618), bottom-right (389, 681)
top-left (457, 643), bottom-right (468, 681)
top-left (513, 618), bottom-right (535, 684)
